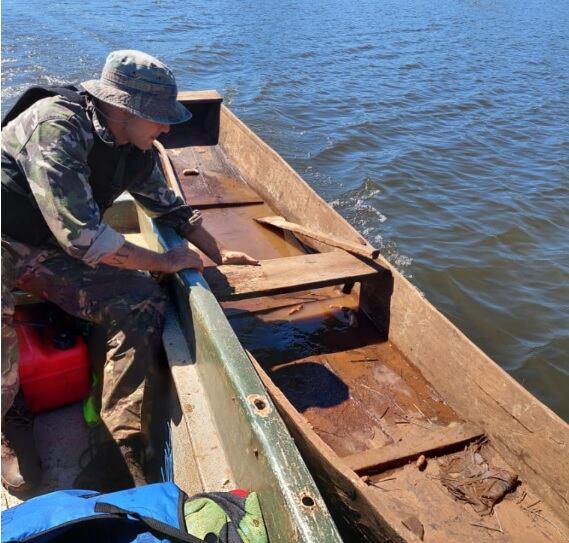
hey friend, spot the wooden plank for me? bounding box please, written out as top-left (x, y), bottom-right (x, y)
top-left (203, 251), bottom-right (386, 302)
top-left (168, 146), bottom-right (264, 208)
top-left (177, 90), bottom-right (222, 103)
top-left (180, 171), bottom-right (264, 208)
top-left (256, 215), bottom-right (379, 259)
top-left (343, 422), bottom-right (484, 474)
top-left (156, 140), bottom-right (262, 208)
top-left (154, 140), bottom-right (184, 197)
top-left (223, 288), bottom-right (354, 319)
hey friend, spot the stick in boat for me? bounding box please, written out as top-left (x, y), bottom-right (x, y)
top-left (154, 140), bottom-right (184, 198)
top-left (255, 215), bottom-right (380, 259)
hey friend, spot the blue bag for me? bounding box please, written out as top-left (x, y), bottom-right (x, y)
top-left (1, 482), bottom-right (209, 543)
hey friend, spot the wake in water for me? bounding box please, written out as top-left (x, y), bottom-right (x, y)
top-left (329, 177), bottom-right (414, 277)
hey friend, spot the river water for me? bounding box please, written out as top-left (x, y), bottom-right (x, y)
top-left (2, 0), bottom-right (568, 421)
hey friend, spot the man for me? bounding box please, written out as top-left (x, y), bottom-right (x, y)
top-left (1, 50), bottom-right (257, 492)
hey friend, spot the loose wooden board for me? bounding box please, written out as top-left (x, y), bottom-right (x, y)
top-left (343, 421), bottom-right (484, 473)
top-left (203, 250), bottom-right (387, 302)
top-left (256, 215), bottom-right (379, 259)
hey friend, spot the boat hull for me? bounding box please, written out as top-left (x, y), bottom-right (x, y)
top-left (143, 91), bottom-right (569, 542)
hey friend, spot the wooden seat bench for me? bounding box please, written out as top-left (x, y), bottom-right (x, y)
top-left (203, 250), bottom-right (387, 302)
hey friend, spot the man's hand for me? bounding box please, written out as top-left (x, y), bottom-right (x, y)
top-left (220, 250), bottom-right (259, 266)
top-left (161, 244), bottom-right (204, 273)
top-left (183, 223), bottom-right (258, 266)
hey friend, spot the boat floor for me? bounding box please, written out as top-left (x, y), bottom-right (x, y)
top-left (165, 138), bottom-right (569, 542)
top-left (228, 295), bottom-right (566, 542)
top-left (2, 403), bottom-right (88, 510)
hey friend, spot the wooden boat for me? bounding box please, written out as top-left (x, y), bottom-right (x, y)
top-left (2, 146), bottom-right (343, 540)
top-left (138, 90), bottom-right (569, 542)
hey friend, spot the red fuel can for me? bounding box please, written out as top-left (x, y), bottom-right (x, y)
top-left (14, 306), bottom-right (90, 413)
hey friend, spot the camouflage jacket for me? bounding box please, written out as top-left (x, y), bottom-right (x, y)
top-left (1, 94), bottom-right (200, 266)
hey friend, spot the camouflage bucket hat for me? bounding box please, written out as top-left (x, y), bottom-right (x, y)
top-left (82, 50), bottom-right (191, 125)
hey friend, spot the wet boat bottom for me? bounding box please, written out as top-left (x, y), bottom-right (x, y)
top-left (223, 289), bottom-right (565, 542)
top-left (227, 289), bottom-right (460, 459)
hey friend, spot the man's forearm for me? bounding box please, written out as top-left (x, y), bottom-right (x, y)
top-left (182, 223), bottom-right (225, 264)
top-left (99, 240), bottom-right (204, 273)
top-left (99, 241), bottom-right (167, 272)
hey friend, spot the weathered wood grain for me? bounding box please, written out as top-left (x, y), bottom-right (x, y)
top-left (181, 170), bottom-right (264, 208)
top-left (154, 140), bottom-right (184, 198)
top-left (169, 145), bottom-right (264, 208)
top-left (177, 90), bottom-right (222, 103)
top-left (343, 422), bottom-right (484, 473)
top-left (204, 251), bottom-right (386, 301)
top-left (256, 215), bottom-right (379, 259)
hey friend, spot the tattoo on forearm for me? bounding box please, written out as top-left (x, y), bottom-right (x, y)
top-left (101, 241), bottom-right (165, 272)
